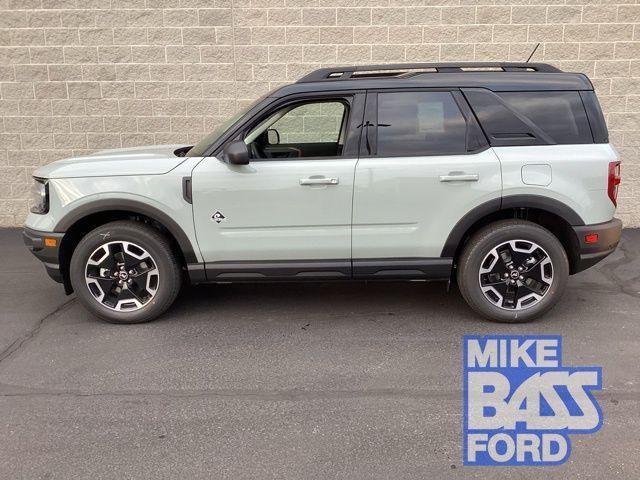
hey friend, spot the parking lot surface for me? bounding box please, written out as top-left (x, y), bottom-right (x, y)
top-left (1, 228), bottom-right (638, 479)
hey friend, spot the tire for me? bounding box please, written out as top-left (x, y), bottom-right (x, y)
top-left (69, 221), bottom-right (182, 324)
top-left (456, 220), bottom-right (569, 323)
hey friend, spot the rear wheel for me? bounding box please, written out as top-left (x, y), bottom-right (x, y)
top-left (457, 220), bottom-right (569, 323)
top-left (69, 221), bottom-right (182, 324)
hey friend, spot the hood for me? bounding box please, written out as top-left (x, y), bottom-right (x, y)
top-left (34, 145), bottom-right (191, 179)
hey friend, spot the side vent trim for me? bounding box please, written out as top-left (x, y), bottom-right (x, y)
top-left (182, 177), bottom-right (192, 204)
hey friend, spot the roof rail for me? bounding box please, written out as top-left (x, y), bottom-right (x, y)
top-left (296, 62), bottom-right (562, 83)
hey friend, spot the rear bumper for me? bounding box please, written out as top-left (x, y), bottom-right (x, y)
top-left (571, 218), bottom-right (622, 274)
top-left (23, 227), bottom-right (65, 284)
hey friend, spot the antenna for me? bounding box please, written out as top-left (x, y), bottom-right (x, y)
top-left (526, 43), bottom-right (541, 63)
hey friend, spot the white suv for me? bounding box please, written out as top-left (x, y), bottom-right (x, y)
top-left (23, 63), bottom-right (622, 324)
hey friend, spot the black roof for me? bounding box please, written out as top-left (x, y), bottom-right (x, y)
top-left (270, 63), bottom-right (593, 97)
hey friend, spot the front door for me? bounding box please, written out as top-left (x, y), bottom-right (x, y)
top-left (352, 90), bottom-right (502, 277)
top-left (192, 93), bottom-right (365, 280)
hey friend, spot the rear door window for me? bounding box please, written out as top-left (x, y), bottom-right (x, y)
top-left (376, 91), bottom-right (468, 157)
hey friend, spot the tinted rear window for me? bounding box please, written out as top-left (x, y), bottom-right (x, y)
top-left (497, 91), bottom-right (592, 144)
top-left (377, 91), bottom-right (468, 156)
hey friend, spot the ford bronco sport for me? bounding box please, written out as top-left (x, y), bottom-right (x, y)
top-left (23, 62), bottom-right (622, 324)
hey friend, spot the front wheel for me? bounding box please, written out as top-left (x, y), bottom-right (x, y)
top-left (69, 221), bottom-right (182, 324)
top-left (457, 220), bottom-right (569, 323)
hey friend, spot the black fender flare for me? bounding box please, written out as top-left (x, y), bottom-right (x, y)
top-left (441, 195), bottom-right (585, 258)
top-left (54, 199), bottom-right (199, 263)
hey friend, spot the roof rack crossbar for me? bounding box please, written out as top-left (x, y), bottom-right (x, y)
top-left (297, 62), bottom-right (562, 83)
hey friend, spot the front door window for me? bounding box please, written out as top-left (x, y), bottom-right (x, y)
top-left (245, 100), bottom-right (349, 159)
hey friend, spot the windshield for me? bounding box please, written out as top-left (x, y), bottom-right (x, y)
top-left (186, 96), bottom-right (266, 157)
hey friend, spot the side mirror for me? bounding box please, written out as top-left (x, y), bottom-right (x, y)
top-left (224, 140), bottom-right (250, 165)
top-left (267, 128), bottom-right (280, 145)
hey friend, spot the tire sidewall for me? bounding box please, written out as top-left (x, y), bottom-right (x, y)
top-left (70, 223), bottom-right (179, 324)
top-left (458, 222), bottom-right (569, 323)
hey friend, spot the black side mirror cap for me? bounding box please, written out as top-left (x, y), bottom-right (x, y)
top-left (224, 140), bottom-right (250, 165)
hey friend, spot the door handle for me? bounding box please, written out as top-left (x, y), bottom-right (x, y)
top-left (300, 177), bottom-right (339, 186)
top-left (439, 173), bottom-right (479, 182)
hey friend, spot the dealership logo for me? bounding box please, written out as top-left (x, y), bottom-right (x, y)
top-left (463, 335), bottom-right (602, 466)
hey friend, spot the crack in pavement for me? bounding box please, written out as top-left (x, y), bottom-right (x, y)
top-left (593, 237), bottom-right (640, 300)
top-left (0, 385), bottom-right (637, 402)
top-left (0, 298), bottom-right (76, 366)
top-left (0, 386), bottom-right (462, 401)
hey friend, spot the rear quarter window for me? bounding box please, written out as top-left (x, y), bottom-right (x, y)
top-left (463, 89), bottom-right (594, 146)
top-left (497, 91), bottom-right (592, 145)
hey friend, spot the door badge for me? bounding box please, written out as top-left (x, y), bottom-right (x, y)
top-left (212, 211), bottom-right (226, 223)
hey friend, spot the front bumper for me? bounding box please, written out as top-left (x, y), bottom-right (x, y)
top-left (23, 227), bottom-right (65, 283)
top-left (571, 218), bottom-right (622, 273)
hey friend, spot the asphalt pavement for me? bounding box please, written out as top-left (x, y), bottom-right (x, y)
top-left (1, 228), bottom-right (638, 479)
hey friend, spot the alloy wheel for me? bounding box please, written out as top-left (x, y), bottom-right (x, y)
top-left (478, 239), bottom-right (553, 311)
top-left (85, 241), bottom-right (159, 312)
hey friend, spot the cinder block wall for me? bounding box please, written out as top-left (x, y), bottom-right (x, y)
top-left (1, 1), bottom-right (638, 227)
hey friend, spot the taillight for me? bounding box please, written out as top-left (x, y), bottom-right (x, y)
top-left (608, 161), bottom-right (621, 206)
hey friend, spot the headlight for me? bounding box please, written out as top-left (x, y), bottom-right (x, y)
top-left (30, 178), bottom-right (49, 214)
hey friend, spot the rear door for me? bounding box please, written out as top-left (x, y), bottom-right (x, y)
top-left (352, 89), bottom-right (502, 277)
